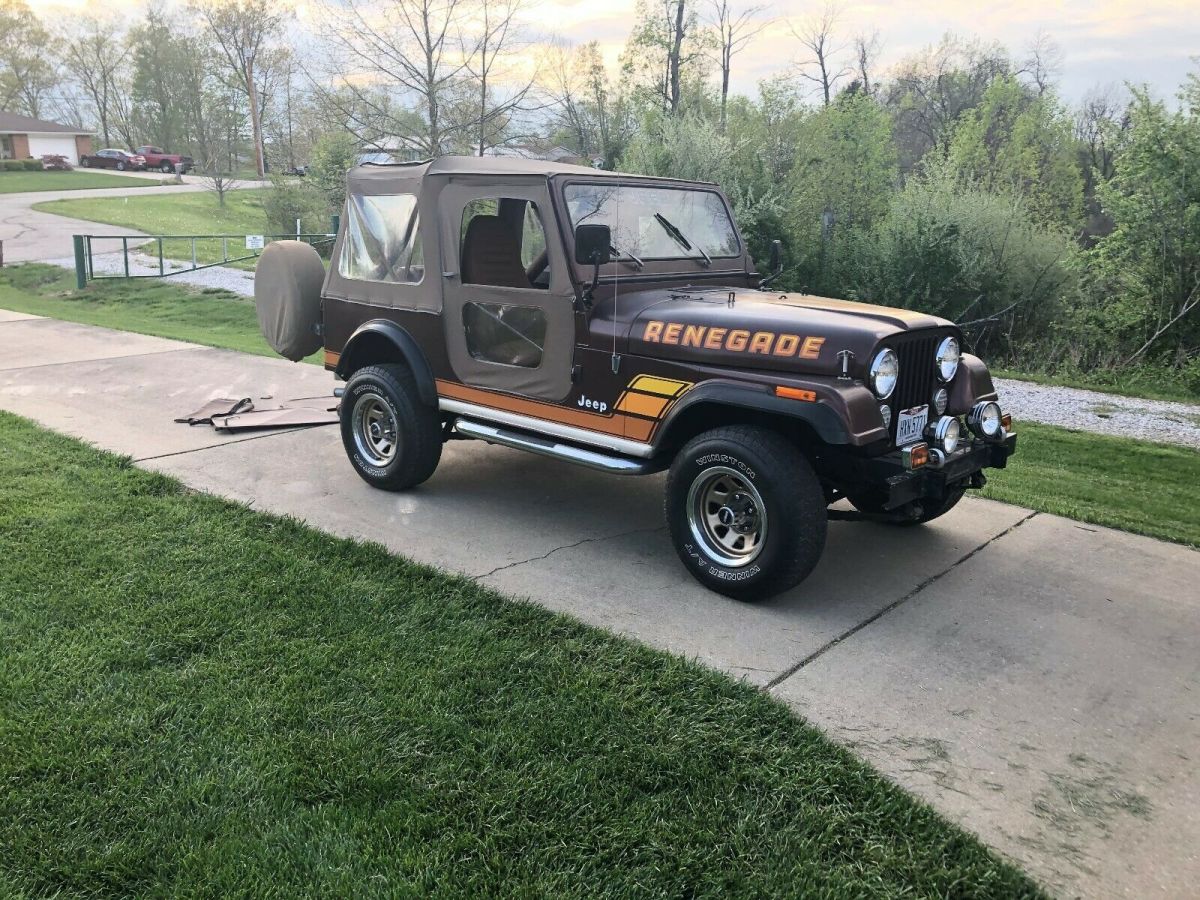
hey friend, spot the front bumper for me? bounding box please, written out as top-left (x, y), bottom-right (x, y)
top-left (864, 432), bottom-right (1017, 510)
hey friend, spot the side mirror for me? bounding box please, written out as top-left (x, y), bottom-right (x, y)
top-left (760, 238), bottom-right (784, 289)
top-left (574, 224), bottom-right (612, 265)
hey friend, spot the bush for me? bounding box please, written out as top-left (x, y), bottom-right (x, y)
top-left (22, 159), bottom-right (41, 171)
top-left (262, 175), bottom-right (331, 238)
top-left (0, 160), bottom-right (26, 172)
top-left (307, 132), bottom-right (358, 215)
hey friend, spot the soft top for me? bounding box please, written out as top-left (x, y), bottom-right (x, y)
top-left (345, 155), bottom-right (714, 194)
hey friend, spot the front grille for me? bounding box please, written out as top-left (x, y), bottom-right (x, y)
top-left (882, 330), bottom-right (945, 444)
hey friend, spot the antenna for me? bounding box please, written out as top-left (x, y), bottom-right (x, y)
top-left (611, 177), bottom-right (622, 375)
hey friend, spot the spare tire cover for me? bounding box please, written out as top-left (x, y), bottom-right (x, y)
top-left (254, 240), bottom-right (326, 361)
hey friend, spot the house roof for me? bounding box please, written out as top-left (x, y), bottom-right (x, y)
top-left (0, 111), bottom-right (92, 135)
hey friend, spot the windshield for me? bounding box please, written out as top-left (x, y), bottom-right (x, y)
top-left (563, 183), bottom-right (740, 261)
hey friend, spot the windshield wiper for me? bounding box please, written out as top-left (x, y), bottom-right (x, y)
top-left (653, 213), bottom-right (711, 267)
top-left (611, 244), bottom-right (644, 270)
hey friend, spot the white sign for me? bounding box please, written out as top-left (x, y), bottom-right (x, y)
top-left (245, 235), bottom-right (265, 250)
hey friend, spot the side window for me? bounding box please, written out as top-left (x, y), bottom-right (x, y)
top-left (459, 197), bottom-right (549, 289)
top-left (339, 193), bottom-right (423, 284)
top-left (463, 302), bottom-right (546, 368)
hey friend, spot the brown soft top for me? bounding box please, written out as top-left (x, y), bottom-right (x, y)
top-left (345, 155), bottom-right (715, 194)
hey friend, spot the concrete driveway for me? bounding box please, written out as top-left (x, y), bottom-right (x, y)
top-left (0, 174), bottom-right (260, 264)
top-left (1, 313), bottom-right (1197, 898)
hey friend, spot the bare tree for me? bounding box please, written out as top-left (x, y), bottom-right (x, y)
top-left (852, 30), bottom-right (881, 97)
top-left (705, 0), bottom-right (768, 130)
top-left (192, 0), bottom-right (284, 179)
top-left (791, 3), bottom-right (850, 106)
top-left (60, 17), bottom-right (126, 146)
top-left (1020, 30), bottom-right (1062, 97)
top-left (314, 0), bottom-right (475, 157)
top-left (0, 0), bottom-right (60, 118)
top-left (463, 0), bottom-right (537, 155)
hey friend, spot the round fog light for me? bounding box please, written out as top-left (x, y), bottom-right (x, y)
top-left (880, 403), bottom-right (892, 428)
top-left (967, 401), bottom-right (1003, 439)
top-left (932, 387), bottom-right (949, 416)
top-left (932, 415), bottom-right (961, 454)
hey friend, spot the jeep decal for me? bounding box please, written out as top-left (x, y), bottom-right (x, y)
top-left (641, 320), bottom-right (825, 360)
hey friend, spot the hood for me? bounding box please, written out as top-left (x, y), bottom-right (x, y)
top-left (623, 287), bottom-right (951, 378)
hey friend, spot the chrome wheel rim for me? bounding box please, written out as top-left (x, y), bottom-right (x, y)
top-left (351, 392), bottom-right (399, 467)
top-left (686, 466), bottom-right (768, 567)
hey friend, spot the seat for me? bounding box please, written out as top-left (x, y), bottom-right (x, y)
top-left (461, 215), bottom-right (530, 288)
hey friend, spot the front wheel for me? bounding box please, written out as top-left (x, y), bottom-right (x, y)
top-left (340, 364), bottom-right (442, 491)
top-left (116, 161), bottom-right (125, 171)
top-left (160, 160), bottom-right (173, 173)
top-left (80, 157), bottom-right (90, 168)
top-left (666, 425), bottom-right (827, 601)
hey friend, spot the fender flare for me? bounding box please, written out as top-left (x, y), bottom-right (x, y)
top-left (334, 319), bottom-right (438, 407)
top-left (655, 381), bottom-right (852, 448)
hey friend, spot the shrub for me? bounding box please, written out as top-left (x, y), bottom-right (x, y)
top-left (262, 175), bottom-right (331, 238)
top-left (0, 160), bottom-right (26, 172)
top-left (307, 132), bottom-right (358, 215)
top-left (22, 159), bottom-right (41, 171)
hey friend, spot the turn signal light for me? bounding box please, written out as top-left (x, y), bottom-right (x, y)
top-left (1001, 413), bottom-right (1012, 430)
top-left (902, 442), bottom-right (929, 470)
top-left (775, 385), bottom-right (817, 402)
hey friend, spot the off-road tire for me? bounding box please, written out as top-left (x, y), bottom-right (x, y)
top-left (340, 364), bottom-right (442, 491)
top-left (666, 425), bottom-right (827, 600)
top-left (849, 485), bottom-right (966, 525)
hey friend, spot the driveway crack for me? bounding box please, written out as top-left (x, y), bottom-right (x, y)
top-left (474, 526), bottom-right (666, 580)
top-left (765, 510), bottom-right (1040, 691)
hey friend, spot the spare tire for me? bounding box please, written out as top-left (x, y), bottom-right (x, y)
top-left (254, 240), bottom-right (325, 361)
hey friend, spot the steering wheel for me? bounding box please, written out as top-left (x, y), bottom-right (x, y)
top-left (525, 249), bottom-right (550, 286)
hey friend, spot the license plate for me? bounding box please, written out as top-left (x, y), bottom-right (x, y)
top-left (896, 404), bottom-right (929, 446)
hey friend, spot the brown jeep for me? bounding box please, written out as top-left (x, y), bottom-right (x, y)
top-left (254, 157), bottom-right (1016, 599)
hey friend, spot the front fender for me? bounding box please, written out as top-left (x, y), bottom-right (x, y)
top-left (334, 319), bottom-right (437, 407)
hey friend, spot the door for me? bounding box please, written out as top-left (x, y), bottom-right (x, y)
top-left (439, 181), bottom-right (575, 402)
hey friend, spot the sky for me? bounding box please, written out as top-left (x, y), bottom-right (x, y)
top-left (27, 0), bottom-right (1200, 103)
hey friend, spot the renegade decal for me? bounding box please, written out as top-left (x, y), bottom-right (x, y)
top-left (642, 321), bottom-right (825, 360)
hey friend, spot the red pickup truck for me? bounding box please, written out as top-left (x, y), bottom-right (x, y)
top-left (134, 146), bottom-right (194, 174)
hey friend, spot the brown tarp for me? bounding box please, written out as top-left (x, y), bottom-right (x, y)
top-left (174, 397), bottom-right (252, 425)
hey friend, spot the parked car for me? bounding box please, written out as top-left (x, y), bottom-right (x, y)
top-left (78, 149), bottom-right (145, 171)
top-left (40, 155), bottom-right (72, 170)
top-left (134, 146), bottom-right (194, 174)
top-left (253, 156), bottom-right (1017, 600)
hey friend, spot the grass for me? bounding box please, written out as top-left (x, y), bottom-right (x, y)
top-left (994, 366), bottom-right (1199, 405)
top-left (0, 262), bottom-right (1196, 547)
top-left (0, 262), bottom-right (294, 359)
top-left (981, 422), bottom-right (1200, 547)
top-left (0, 170), bottom-right (160, 193)
top-left (0, 410), bottom-right (1041, 897)
top-left (34, 188), bottom-right (275, 268)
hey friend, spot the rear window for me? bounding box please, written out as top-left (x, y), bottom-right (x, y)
top-left (339, 193), bottom-right (424, 284)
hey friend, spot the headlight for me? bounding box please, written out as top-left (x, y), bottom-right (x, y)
top-left (869, 348), bottom-right (899, 399)
top-left (936, 336), bottom-right (960, 382)
top-left (967, 401), bottom-right (1003, 439)
top-left (932, 415), bottom-right (961, 453)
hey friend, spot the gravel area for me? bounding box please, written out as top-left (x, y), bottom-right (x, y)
top-left (45, 252), bottom-right (256, 296)
top-left (995, 377), bottom-right (1200, 449)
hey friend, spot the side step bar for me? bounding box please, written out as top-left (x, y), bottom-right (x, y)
top-left (454, 418), bottom-right (662, 476)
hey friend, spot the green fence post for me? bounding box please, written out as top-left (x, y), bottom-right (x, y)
top-left (73, 235), bottom-right (87, 290)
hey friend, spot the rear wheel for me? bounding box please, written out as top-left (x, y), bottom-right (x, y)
top-left (160, 160), bottom-right (173, 173)
top-left (116, 161), bottom-right (125, 171)
top-left (340, 364), bottom-right (442, 491)
top-left (80, 157), bottom-right (90, 167)
top-left (666, 425), bottom-right (827, 600)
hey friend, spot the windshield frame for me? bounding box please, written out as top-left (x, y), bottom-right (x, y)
top-left (557, 178), bottom-right (744, 268)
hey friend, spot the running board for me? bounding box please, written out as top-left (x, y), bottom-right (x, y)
top-left (453, 418), bottom-right (661, 475)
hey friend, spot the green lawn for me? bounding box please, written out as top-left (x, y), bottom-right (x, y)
top-left (34, 188), bottom-right (275, 268)
top-left (981, 422), bottom-right (1200, 546)
top-left (0, 411), bottom-right (1040, 897)
top-left (0, 170), bottom-right (160, 193)
top-left (1, 263), bottom-right (1196, 547)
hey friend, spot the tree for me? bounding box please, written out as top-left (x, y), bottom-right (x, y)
top-left (790, 3), bottom-right (848, 107)
top-left (948, 75), bottom-right (1083, 231)
top-left (1020, 30), bottom-right (1062, 97)
top-left (0, 0), bottom-right (59, 119)
top-left (61, 16), bottom-right (127, 147)
top-left (851, 30), bottom-right (881, 97)
top-left (623, 0), bottom-right (710, 117)
top-left (546, 41), bottom-right (632, 167)
top-left (1087, 78), bottom-right (1200, 367)
top-left (705, 0), bottom-right (767, 130)
top-left (193, 0), bottom-right (284, 179)
top-left (462, 0), bottom-right (537, 155)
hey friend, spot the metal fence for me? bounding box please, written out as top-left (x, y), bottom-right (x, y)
top-left (71, 218), bottom-right (339, 290)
